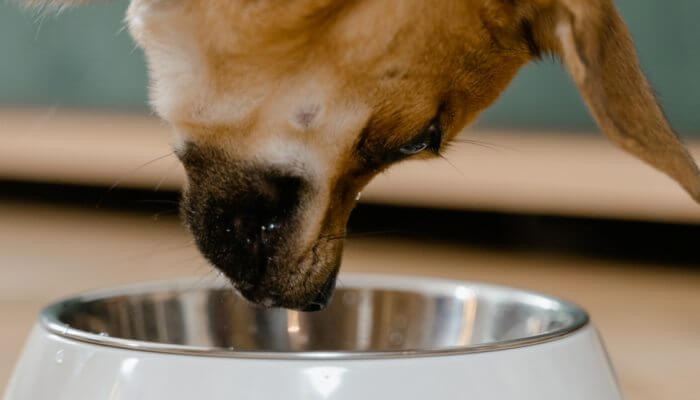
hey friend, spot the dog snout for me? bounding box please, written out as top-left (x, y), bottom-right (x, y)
top-left (179, 146), bottom-right (347, 310)
top-left (183, 171), bottom-right (305, 284)
top-left (223, 175), bottom-right (303, 261)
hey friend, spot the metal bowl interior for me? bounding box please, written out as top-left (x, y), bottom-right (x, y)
top-left (41, 275), bottom-right (588, 359)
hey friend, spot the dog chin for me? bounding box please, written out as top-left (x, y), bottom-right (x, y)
top-left (231, 270), bottom-right (340, 312)
top-left (225, 241), bottom-right (342, 312)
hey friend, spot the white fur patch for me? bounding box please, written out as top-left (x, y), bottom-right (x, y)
top-left (255, 139), bottom-right (324, 180)
top-left (127, 2), bottom-right (209, 121)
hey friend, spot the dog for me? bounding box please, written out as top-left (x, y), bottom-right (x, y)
top-left (27, 0), bottom-right (700, 311)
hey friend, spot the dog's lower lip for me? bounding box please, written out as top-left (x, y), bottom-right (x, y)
top-left (301, 302), bottom-right (325, 312)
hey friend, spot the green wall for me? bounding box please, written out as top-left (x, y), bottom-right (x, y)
top-left (1, 0), bottom-right (698, 134)
top-left (0, 1), bottom-right (148, 111)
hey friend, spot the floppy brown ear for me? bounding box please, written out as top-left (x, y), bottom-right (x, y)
top-left (519, 0), bottom-right (700, 202)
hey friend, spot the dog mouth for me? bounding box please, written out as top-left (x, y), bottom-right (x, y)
top-left (183, 196), bottom-right (345, 311)
top-left (300, 273), bottom-right (338, 311)
top-left (232, 264), bottom-right (340, 312)
top-left (189, 216), bottom-right (344, 311)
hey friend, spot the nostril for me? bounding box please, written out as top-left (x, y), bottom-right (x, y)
top-left (196, 173), bottom-right (304, 270)
top-left (221, 216), bottom-right (283, 260)
top-left (260, 221), bottom-right (281, 245)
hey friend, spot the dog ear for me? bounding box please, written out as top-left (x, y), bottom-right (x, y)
top-left (488, 0), bottom-right (700, 202)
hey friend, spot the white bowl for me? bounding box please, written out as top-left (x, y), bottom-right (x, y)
top-left (4, 274), bottom-right (621, 399)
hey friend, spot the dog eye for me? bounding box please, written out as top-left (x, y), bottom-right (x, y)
top-left (398, 120), bottom-right (442, 156)
top-left (399, 141), bottom-right (429, 155)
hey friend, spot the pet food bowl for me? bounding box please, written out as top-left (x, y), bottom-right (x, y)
top-left (4, 274), bottom-right (622, 399)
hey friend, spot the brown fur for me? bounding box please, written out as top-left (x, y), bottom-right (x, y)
top-left (27, 0), bottom-right (700, 309)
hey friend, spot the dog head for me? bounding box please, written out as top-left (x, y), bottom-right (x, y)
top-left (32, 0), bottom-right (700, 310)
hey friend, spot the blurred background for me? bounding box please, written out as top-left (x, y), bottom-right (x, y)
top-left (1, 1), bottom-right (698, 399)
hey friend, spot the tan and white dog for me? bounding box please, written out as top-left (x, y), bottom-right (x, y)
top-left (28, 0), bottom-right (700, 310)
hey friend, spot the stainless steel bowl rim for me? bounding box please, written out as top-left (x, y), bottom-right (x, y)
top-left (40, 274), bottom-right (589, 360)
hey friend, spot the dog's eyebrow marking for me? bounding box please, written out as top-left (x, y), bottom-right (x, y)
top-left (294, 104), bottom-right (321, 130)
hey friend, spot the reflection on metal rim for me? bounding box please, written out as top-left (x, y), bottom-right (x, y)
top-left (40, 274), bottom-right (589, 360)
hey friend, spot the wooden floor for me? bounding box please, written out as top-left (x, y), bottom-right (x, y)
top-left (1, 200), bottom-right (699, 399)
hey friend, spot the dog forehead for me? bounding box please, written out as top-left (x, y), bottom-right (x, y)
top-left (129, 1), bottom-right (421, 111)
top-left (127, 0), bottom-right (522, 147)
top-left (127, 2), bottom-right (375, 126)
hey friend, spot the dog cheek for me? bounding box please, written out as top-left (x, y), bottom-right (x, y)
top-left (320, 176), bottom-right (369, 236)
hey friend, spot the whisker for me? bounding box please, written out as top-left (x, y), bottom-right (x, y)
top-left (97, 151), bottom-right (176, 207)
top-left (154, 158), bottom-right (180, 192)
top-left (451, 137), bottom-right (515, 152)
top-left (151, 209), bottom-right (179, 220)
top-left (186, 268), bottom-right (220, 292)
top-left (33, 12), bottom-right (46, 40)
top-left (346, 230), bottom-right (406, 238)
top-left (134, 199), bottom-right (180, 205)
top-left (115, 24), bottom-right (127, 36)
top-left (169, 253), bottom-right (209, 269)
top-left (188, 258), bottom-right (212, 276)
top-left (318, 230), bottom-right (406, 242)
top-left (115, 238), bottom-right (196, 263)
top-left (439, 154), bottom-right (466, 177)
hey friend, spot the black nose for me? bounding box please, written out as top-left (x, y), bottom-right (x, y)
top-left (184, 174), bottom-right (304, 283)
top-left (225, 175), bottom-right (303, 261)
